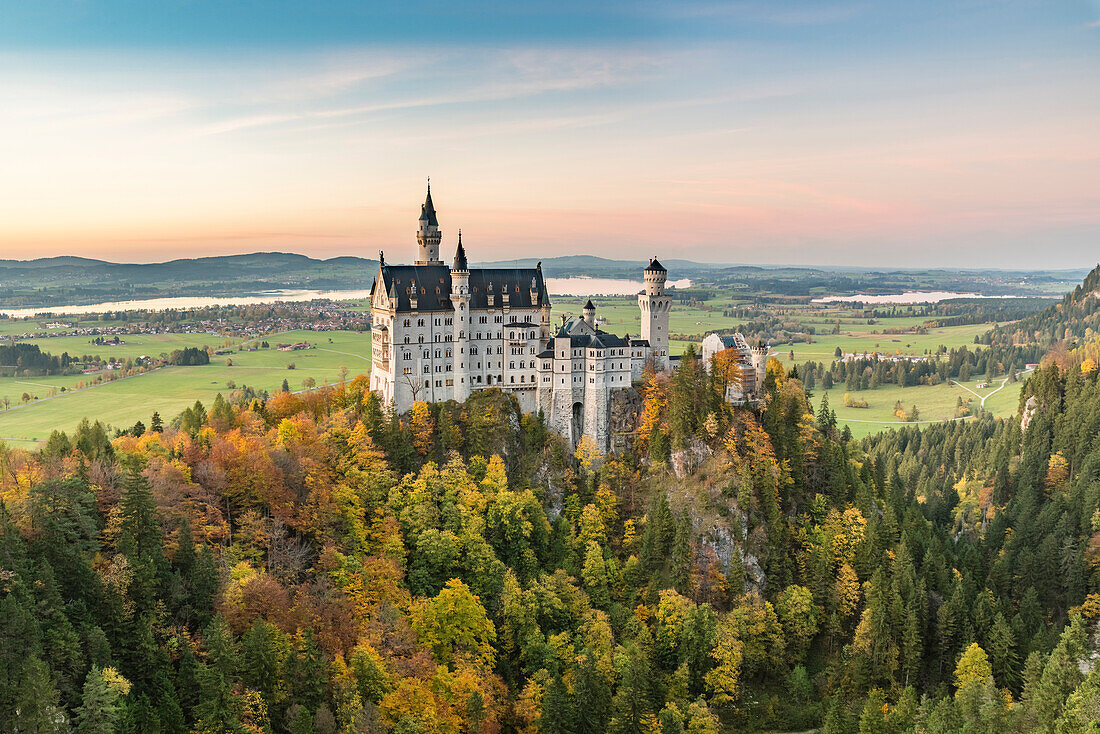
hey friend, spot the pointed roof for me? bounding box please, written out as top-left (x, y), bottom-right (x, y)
top-left (583, 299), bottom-right (595, 311)
top-left (452, 230), bottom-right (468, 271)
top-left (646, 257), bottom-right (666, 273)
top-left (419, 181), bottom-right (439, 226)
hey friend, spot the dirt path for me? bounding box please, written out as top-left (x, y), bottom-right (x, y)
top-left (950, 368), bottom-right (1032, 410)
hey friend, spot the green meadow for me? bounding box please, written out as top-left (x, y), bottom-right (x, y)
top-left (807, 375), bottom-right (1025, 439)
top-left (0, 330), bottom-right (371, 443)
top-left (0, 299), bottom-right (1019, 446)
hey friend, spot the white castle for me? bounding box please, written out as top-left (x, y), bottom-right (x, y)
top-left (368, 184), bottom-right (671, 450)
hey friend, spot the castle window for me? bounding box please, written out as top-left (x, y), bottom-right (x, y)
top-left (423, 366), bottom-right (430, 374)
top-left (436, 380), bottom-right (442, 387)
top-left (425, 380), bottom-right (430, 387)
top-left (446, 349), bottom-right (452, 357)
top-left (436, 287), bottom-right (440, 294)
top-left (418, 319), bottom-right (425, 327)
top-left (404, 336), bottom-right (410, 344)
top-left (510, 376), bottom-right (515, 383)
top-left (402, 352), bottom-right (411, 360)
top-left (403, 367), bottom-right (412, 375)
top-left (421, 287), bottom-right (425, 294)
top-left (418, 335), bottom-right (424, 343)
top-left (403, 319), bottom-right (410, 327)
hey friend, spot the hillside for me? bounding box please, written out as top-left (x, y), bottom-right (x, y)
top-left (988, 263), bottom-right (1100, 348)
top-left (0, 253), bottom-right (381, 309)
top-left (1, 267), bottom-right (1100, 732)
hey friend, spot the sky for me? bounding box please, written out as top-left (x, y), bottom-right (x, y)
top-left (0, 1), bottom-right (1097, 268)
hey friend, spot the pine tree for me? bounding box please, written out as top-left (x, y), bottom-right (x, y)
top-left (75, 666), bottom-right (124, 734)
top-left (573, 653), bottom-right (612, 734)
top-left (150, 411), bottom-right (163, 432)
top-left (540, 674), bottom-right (574, 734)
top-left (13, 656), bottom-right (65, 733)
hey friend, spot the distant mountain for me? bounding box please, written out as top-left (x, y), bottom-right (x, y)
top-left (473, 255), bottom-right (727, 279)
top-left (0, 251), bottom-right (1092, 310)
top-left (0, 252), bottom-right (380, 309)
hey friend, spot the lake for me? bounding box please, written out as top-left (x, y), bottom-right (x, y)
top-left (0, 289), bottom-right (375, 318)
top-left (0, 277), bottom-right (694, 317)
top-left (812, 291), bottom-right (1002, 305)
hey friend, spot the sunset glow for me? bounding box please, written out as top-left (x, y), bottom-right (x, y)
top-left (1, 1), bottom-right (1097, 266)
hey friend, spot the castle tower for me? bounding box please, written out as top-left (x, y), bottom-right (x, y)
top-left (638, 257), bottom-right (671, 370)
top-left (750, 343), bottom-right (769, 396)
top-left (416, 180), bottom-right (443, 265)
top-left (582, 299), bottom-right (596, 328)
top-left (450, 231), bottom-right (471, 402)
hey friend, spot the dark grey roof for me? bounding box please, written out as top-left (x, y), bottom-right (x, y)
top-left (537, 349), bottom-right (554, 358)
top-left (555, 330), bottom-right (630, 350)
top-left (629, 338), bottom-right (650, 347)
top-left (583, 299), bottom-right (595, 310)
top-left (375, 264), bottom-right (549, 313)
top-left (419, 184), bottom-right (439, 226)
top-left (645, 257), bottom-right (666, 273)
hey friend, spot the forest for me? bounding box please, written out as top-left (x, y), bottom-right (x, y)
top-left (0, 343), bottom-right (79, 378)
top-left (2, 276), bottom-right (1100, 733)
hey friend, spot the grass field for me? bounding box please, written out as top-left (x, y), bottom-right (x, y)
top-left (809, 374), bottom-right (1025, 439)
top-left (0, 301), bottom-right (1019, 445)
top-left (0, 330), bottom-right (371, 443)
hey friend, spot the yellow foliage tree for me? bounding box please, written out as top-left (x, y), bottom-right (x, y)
top-left (705, 618), bottom-right (744, 705)
top-left (410, 401), bottom-right (435, 456)
top-left (954, 642), bottom-right (993, 690)
top-left (1045, 451), bottom-right (1070, 492)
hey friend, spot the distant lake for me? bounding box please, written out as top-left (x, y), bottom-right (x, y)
top-left (546, 276), bottom-right (692, 296)
top-left (813, 291), bottom-right (1002, 305)
top-left (0, 289), bottom-right (375, 318)
top-left (0, 276), bottom-right (696, 318)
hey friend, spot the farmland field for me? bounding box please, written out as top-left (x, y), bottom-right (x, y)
top-left (0, 290), bottom-right (1031, 445)
top-left (0, 329), bottom-right (371, 443)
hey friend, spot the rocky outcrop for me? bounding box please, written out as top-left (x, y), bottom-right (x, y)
top-left (609, 387), bottom-right (642, 453)
top-left (671, 439), bottom-right (712, 479)
top-left (1021, 395), bottom-right (1039, 433)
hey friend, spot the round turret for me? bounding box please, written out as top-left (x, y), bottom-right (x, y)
top-left (583, 299), bottom-right (596, 328)
top-left (644, 257), bottom-right (667, 296)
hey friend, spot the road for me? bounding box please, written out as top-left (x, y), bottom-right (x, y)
top-left (950, 368), bottom-right (1032, 410)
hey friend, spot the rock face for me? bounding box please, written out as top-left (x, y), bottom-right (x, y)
top-left (1021, 395), bottom-right (1039, 433)
top-left (671, 439), bottom-right (712, 479)
top-left (609, 387), bottom-right (643, 453)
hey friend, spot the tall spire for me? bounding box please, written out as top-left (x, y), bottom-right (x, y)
top-left (452, 229), bottom-right (468, 271)
top-left (416, 178), bottom-right (442, 265)
top-left (419, 178), bottom-right (438, 226)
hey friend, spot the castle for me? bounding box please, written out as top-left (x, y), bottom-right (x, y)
top-left (700, 332), bottom-right (769, 405)
top-left (368, 184), bottom-right (671, 450)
